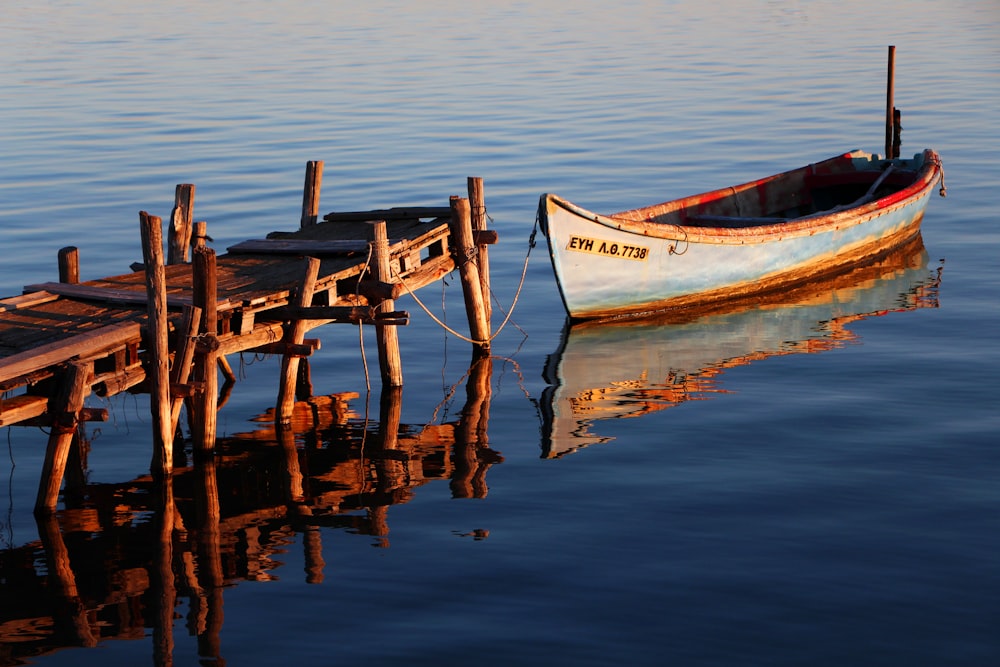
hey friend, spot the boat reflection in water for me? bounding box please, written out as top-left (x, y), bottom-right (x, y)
top-left (540, 234), bottom-right (942, 458)
top-left (0, 355), bottom-right (499, 666)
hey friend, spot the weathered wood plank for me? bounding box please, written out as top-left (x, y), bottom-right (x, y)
top-left (0, 394), bottom-right (49, 426)
top-left (22, 282), bottom-right (197, 309)
top-left (0, 321), bottom-right (142, 385)
top-left (0, 291), bottom-right (61, 312)
top-left (322, 206), bottom-right (451, 223)
top-left (227, 239), bottom-right (374, 255)
top-left (269, 305), bottom-right (409, 325)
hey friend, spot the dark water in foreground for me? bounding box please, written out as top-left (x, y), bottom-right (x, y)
top-left (1, 2), bottom-right (998, 665)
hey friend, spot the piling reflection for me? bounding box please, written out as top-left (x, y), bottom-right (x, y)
top-left (0, 353), bottom-right (500, 665)
top-left (540, 234), bottom-right (943, 458)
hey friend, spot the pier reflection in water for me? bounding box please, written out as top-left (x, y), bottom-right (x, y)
top-left (0, 354), bottom-right (499, 666)
top-left (541, 235), bottom-right (943, 458)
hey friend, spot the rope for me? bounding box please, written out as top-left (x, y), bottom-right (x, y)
top-left (356, 243), bottom-right (375, 393)
top-left (932, 154), bottom-right (947, 197)
top-left (390, 219), bottom-right (538, 345)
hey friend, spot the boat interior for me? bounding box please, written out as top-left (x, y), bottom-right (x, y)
top-left (614, 151), bottom-right (927, 229)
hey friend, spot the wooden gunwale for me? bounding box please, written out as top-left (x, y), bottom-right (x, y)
top-left (556, 149), bottom-right (941, 245)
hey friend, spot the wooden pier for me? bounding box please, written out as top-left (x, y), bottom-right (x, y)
top-left (0, 162), bottom-right (497, 513)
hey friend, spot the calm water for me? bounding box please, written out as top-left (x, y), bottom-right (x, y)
top-left (2, 1), bottom-right (998, 665)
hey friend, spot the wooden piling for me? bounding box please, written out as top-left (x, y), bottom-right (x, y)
top-left (277, 256), bottom-right (321, 423)
top-left (35, 361), bottom-right (91, 514)
top-left (57, 246), bottom-right (79, 284)
top-left (448, 196), bottom-right (491, 352)
top-left (301, 160), bottom-right (324, 228)
top-left (192, 221), bottom-right (208, 251)
top-left (467, 177), bottom-right (492, 324)
top-left (369, 221), bottom-right (403, 386)
top-left (192, 246), bottom-right (219, 452)
top-left (885, 45), bottom-right (896, 159)
top-left (168, 183), bottom-right (196, 264)
top-left (139, 211), bottom-right (174, 475)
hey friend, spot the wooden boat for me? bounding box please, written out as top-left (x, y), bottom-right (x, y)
top-left (539, 234), bottom-right (941, 458)
top-left (538, 148), bottom-right (944, 320)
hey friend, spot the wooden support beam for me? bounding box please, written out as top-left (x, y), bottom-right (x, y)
top-left (277, 256), bottom-right (321, 423)
top-left (267, 305), bottom-right (409, 325)
top-left (369, 221), bottom-right (403, 387)
top-left (19, 407), bottom-right (107, 428)
top-left (468, 177), bottom-right (492, 324)
top-left (168, 183), bottom-right (196, 264)
top-left (169, 305), bottom-right (202, 435)
top-left (354, 279), bottom-right (403, 302)
top-left (94, 364), bottom-right (145, 397)
top-left (449, 196), bottom-right (491, 352)
top-left (252, 340), bottom-right (320, 358)
top-left (35, 362), bottom-right (91, 514)
top-left (139, 211), bottom-right (174, 476)
top-left (58, 246), bottom-right (80, 284)
top-left (301, 160), bottom-right (324, 228)
top-left (217, 355), bottom-right (237, 384)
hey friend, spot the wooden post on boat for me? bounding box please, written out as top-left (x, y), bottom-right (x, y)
top-left (467, 177), bottom-right (492, 324)
top-left (885, 45), bottom-right (896, 159)
top-left (139, 211), bottom-right (174, 475)
top-left (35, 361), bottom-right (91, 514)
top-left (192, 245), bottom-right (219, 452)
top-left (892, 108), bottom-right (902, 159)
top-left (369, 221), bottom-right (404, 386)
top-left (449, 196), bottom-right (491, 353)
top-left (301, 160), bottom-right (324, 228)
top-left (57, 246), bottom-right (79, 284)
top-left (168, 184), bottom-right (196, 264)
top-left (277, 256), bottom-right (321, 422)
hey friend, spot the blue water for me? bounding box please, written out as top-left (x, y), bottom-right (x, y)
top-left (1, 2), bottom-right (998, 665)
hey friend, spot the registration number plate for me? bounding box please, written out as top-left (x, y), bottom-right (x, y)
top-left (566, 235), bottom-right (649, 261)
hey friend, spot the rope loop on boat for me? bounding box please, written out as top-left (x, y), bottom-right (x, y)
top-left (668, 227), bottom-right (689, 255)
top-left (931, 154), bottom-right (947, 197)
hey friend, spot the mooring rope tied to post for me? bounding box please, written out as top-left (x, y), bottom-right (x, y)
top-left (390, 221), bottom-right (537, 346)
